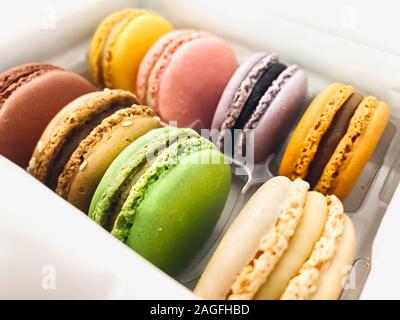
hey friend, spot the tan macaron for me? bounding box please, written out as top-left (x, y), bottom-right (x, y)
top-left (28, 89), bottom-right (161, 212)
top-left (195, 176), bottom-right (355, 300)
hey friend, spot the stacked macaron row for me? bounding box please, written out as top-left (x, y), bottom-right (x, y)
top-left (0, 9), bottom-right (236, 277)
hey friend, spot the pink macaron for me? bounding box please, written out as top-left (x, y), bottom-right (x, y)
top-left (137, 30), bottom-right (238, 130)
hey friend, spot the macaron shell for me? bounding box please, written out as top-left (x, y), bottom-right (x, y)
top-left (250, 69), bottom-right (307, 162)
top-left (146, 31), bottom-right (207, 111)
top-left (311, 215), bottom-right (356, 300)
top-left (194, 176), bottom-right (291, 300)
top-left (255, 191), bottom-right (327, 300)
top-left (0, 63), bottom-right (60, 98)
top-left (211, 53), bottom-right (269, 130)
top-left (0, 70), bottom-right (94, 168)
top-left (158, 37), bottom-right (237, 128)
top-left (88, 9), bottom-right (138, 87)
top-left (103, 13), bottom-right (172, 92)
top-left (66, 114), bottom-right (160, 212)
top-left (279, 83), bottom-right (354, 179)
top-left (126, 148), bottom-right (231, 275)
top-left (136, 30), bottom-right (194, 103)
top-left (327, 100), bottom-right (389, 199)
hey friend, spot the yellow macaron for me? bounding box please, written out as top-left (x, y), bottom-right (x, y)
top-left (279, 83), bottom-right (389, 199)
top-left (88, 9), bottom-right (173, 93)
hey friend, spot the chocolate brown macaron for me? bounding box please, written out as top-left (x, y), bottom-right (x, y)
top-left (28, 89), bottom-right (161, 212)
top-left (0, 63), bottom-right (95, 167)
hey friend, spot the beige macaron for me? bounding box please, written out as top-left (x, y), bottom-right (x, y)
top-left (28, 89), bottom-right (161, 213)
top-left (195, 176), bottom-right (355, 300)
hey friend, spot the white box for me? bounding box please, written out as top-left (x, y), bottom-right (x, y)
top-left (1, 0), bottom-right (399, 299)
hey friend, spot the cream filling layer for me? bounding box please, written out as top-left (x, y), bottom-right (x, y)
top-left (226, 178), bottom-right (309, 300)
top-left (290, 86), bottom-right (354, 180)
top-left (314, 96), bottom-right (378, 194)
top-left (280, 195), bottom-right (344, 300)
top-left (101, 11), bottom-right (145, 88)
top-left (237, 65), bottom-right (299, 154)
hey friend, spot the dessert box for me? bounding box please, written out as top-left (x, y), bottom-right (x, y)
top-left (1, 0), bottom-right (400, 299)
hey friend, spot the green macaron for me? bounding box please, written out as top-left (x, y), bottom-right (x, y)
top-left (89, 127), bottom-right (231, 275)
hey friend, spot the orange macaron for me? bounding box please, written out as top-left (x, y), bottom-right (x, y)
top-left (279, 83), bottom-right (389, 200)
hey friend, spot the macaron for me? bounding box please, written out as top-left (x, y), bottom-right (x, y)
top-left (211, 53), bottom-right (307, 162)
top-left (28, 89), bottom-right (161, 212)
top-left (195, 176), bottom-right (355, 300)
top-left (0, 63), bottom-right (95, 168)
top-left (89, 127), bottom-right (232, 275)
top-left (137, 30), bottom-right (238, 129)
top-left (88, 9), bottom-right (173, 92)
top-left (279, 83), bottom-right (389, 200)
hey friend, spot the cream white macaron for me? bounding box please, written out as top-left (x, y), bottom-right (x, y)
top-left (195, 176), bottom-right (355, 300)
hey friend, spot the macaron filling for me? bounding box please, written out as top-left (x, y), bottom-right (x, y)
top-left (219, 54), bottom-right (278, 136)
top-left (0, 64), bottom-right (60, 108)
top-left (218, 54), bottom-right (299, 157)
top-left (104, 161), bottom-right (152, 232)
top-left (254, 191), bottom-right (328, 300)
top-left (88, 126), bottom-right (173, 215)
top-left (45, 100), bottom-right (134, 190)
top-left (281, 195), bottom-right (344, 299)
top-left (89, 9), bottom-right (137, 87)
top-left (99, 18), bottom-right (129, 87)
top-left (238, 64), bottom-right (299, 154)
top-left (290, 85), bottom-right (355, 180)
top-left (314, 96), bottom-right (379, 194)
top-left (101, 11), bottom-right (145, 88)
top-left (233, 63), bottom-right (287, 130)
top-left (306, 92), bottom-right (363, 187)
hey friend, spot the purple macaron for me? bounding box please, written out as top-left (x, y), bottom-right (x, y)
top-left (211, 53), bottom-right (307, 162)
